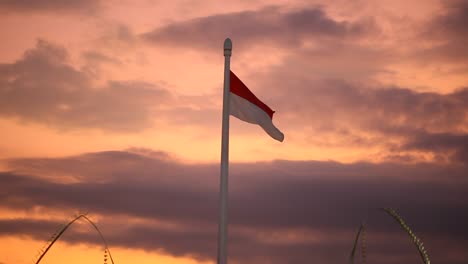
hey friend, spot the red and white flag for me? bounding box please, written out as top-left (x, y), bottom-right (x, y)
top-left (229, 70), bottom-right (284, 142)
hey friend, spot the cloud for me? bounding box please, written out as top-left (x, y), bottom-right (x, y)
top-left (249, 59), bottom-right (468, 163)
top-left (1, 149), bottom-right (468, 263)
top-left (403, 131), bottom-right (468, 164)
top-left (0, 218), bottom-right (61, 239)
top-left (142, 6), bottom-right (378, 52)
top-left (325, 83), bottom-right (466, 134)
top-left (0, 0), bottom-right (100, 14)
top-left (427, 0), bottom-right (468, 41)
top-left (418, 0), bottom-right (468, 65)
top-left (0, 40), bottom-right (173, 132)
top-left (82, 51), bottom-right (122, 66)
top-left (94, 24), bottom-right (138, 52)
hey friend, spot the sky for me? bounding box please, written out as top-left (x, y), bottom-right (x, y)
top-left (0, 0), bottom-right (467, 263)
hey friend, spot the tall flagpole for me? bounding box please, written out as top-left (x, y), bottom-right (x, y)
top-left (218, 38), bottom-right (232, 264)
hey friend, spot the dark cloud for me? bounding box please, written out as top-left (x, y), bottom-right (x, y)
top-left (419, 0), bottom-right (468, 64)
top-left (142, 6), bottom-right (378, 52)
top-left (429, 0), bottom-right (468, 40)
top-left (0, 40), bottom-right (173, 132)
top-left (95, 24), bottom-right (138, 52)
top-left (1, 150), bottom-right (468, 263)
top-left (0, 0), bottom-right (100, 14)
top-left (0, 218), bottom-right (61, 239)
top-left (250, 60), bottom-right (468, 163)
top-left (403, 131), bottom-right (468, 164)
top-left (82, 51), bottom-right (122, 65)
top-left (80, 50), bottom-right (123, 78)
top-left (262, 72), bottom-right (468, 133)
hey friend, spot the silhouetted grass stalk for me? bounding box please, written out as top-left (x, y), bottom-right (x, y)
top-left (382, 208), bottom-right (430, 264)
top-left (349, 223), bottom-right (366, 264)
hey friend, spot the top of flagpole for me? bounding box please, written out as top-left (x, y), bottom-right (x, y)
top-left (224, 38), bottom-right (232, 56)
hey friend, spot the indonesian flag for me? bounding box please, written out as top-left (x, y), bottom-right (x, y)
top-left (230, 71), bottom-right (284, 142)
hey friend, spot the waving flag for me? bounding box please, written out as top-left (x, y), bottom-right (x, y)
top-left (229, 70), bottom-right (284, 142)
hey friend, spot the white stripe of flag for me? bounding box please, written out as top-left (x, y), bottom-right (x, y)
top-left (229, 71), bottom-right (284, 142)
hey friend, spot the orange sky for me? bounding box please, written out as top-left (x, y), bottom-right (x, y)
top-left (1, 1), bottom-right (468, 264)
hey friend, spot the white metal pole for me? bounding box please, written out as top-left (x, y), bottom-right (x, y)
top-left (218, 38), bottom-right (232, 264)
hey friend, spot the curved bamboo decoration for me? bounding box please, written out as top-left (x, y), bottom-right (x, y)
top-left (34, 214), bottom-right (115, 264)
top-left (349, 208), bottom-right (430, 264)
top-left (382, 208), bottom-right (430, 264)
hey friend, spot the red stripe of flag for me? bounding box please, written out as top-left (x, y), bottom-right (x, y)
top-left (230, 70), bottom-right (275, 119)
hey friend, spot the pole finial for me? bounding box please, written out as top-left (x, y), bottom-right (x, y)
top-left (224, 38), bottom-right (232, 56)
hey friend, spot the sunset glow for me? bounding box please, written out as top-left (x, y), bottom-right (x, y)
top-left (1, 1), bottom-right (467, 263)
